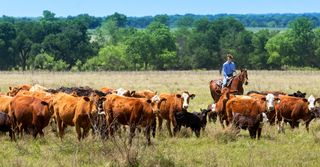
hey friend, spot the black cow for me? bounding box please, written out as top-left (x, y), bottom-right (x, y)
top-left (174, 111), bottom-right (202, 137)
top-left (232, 112), bottom-right (268, 139)
top-left (0, 112), bottom-right (15, 141)
top-left (193, 108), bottom-right (211, 130)
top-left (288, 90), bottom-right (306, 98)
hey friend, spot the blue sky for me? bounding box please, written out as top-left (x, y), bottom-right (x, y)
top-left (1, 0), bottom-right (319, 17)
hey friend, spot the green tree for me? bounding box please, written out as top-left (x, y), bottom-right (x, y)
top-left (0, 22), bottom-right (16, 70)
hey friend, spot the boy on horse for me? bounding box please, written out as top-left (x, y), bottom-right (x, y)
top-left (222, 54), bottom-right (236, 88)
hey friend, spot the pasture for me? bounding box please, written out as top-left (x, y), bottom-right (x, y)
top-left (1, 70), bottom-right (320, 167)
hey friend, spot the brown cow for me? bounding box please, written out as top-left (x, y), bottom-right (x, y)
top-left (9, 95), bottom-right (52, 138)
top-left (52, 92), bottom-right (99, 140)
top-left (276, 95), bottom-right (320, 133)
top-left (131, 90), bottom-right (157, 99)
top-left (103, 94), bottom-right (165, 145)
top-left (7, 84), bottom-right (32, 96)
top-left (248, 93), bottom-right (280, 125)
top-left (158, 91), bottom-right (195, 136)
top-left (226, 94), bottom-right (278, 124)
top-left (0, 95), bottom-right (13, 113)
top-left (215, 88), bottom-right (237, 128)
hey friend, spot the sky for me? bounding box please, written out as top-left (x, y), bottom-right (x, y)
top-left (1, 0), bottom-right (319, 17)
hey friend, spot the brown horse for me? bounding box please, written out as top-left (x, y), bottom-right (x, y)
top-left (209, 69), bottom-right (249, 103)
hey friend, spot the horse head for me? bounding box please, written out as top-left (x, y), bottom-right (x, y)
top-left (240, 68), bottom-right (249, 85)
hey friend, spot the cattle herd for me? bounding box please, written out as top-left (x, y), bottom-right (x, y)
top-left (0, 83), bottom-right (320, 145)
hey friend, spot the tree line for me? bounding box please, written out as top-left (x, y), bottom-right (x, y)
top-left (0, 11), bottom-right (320, 71)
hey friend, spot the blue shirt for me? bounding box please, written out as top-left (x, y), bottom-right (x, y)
top-left (222, 61), bottom-right (236, 77)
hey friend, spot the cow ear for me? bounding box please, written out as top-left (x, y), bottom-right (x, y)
top-left (261, 97), bottom-right (266, 101)
top-left (176, 94), bottom-right (181, 98)
top-left (303, 93), bottom-right (306, 97)
top-left (316, 98), bottom-right (320, 104)
top-left (146, 99), bottom-right (152, 103)
top-left (155, 91), bottom-right (158, 95)
top-left (130, 91), bottom-right (136, 96)
top-left (83, 97), bottom-right (90, 102)
top-left (41, 101), bottom-right (49, 106)
top-left (190, 94), bottom-right (196, 99)
top-left (100, 97), bottom-right (106, 101)
top-left (9, 86), bottom-right (12, 90)
top-left (302, 98), bottom-right (308, 102)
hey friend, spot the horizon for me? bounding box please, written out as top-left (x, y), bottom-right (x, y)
top-left (1, 0), bottom-right (319, 17)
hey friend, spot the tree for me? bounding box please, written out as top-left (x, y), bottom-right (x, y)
top-left (146, 22), bottom-right (176, 70)
top-left (289, 17), bottom-right (316, 67)
top-left (0, 22), bottom-right (16, 70)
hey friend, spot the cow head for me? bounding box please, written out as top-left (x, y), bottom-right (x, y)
top-left (176, 91), bottom-right (195, 110)
top-left (148, 94), bottom-right (167, 114)
top-left (115, 88), bottom-right (131, 97)
top-left (264, 93), bottom-right (280, 111)
top-left (307, 95), bottom-right (316, 111)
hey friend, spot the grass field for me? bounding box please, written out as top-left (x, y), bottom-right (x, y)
top-left (0, 70), bottom-right (320, 167)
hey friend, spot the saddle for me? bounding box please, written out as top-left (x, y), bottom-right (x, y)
top-left (214, 77), bottom-right (234, 88)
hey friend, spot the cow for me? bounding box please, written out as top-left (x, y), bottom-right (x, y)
top-left (233, 112), bottom-right (268, 139)
top-left (192, 108), bottom-right (211, 130)
top-left (158, 91), bottom-right (195, 136)
top-left (225, 94), bottom-right (277, 139)
top-left (101, 87), bottom-right (114, 94)
top-left (174, 111), bottom-right (202, 137)
top-left (103, 94), bottom-right (166, 145)
top-left (207, 103), bottom-right (217, 123)
top-left (7, 84), bottom-right (32, 96)
top-left (131, 90), bottom-right (157, 99)
top-left (215, 88), bottom-right (237, 128)
top-left (52, 92), bottom-right (99, 140)
top-left (0, 112), bottom-right (15, 141)
top-left (226, 94), bottom-right (279, 125)
top-left (9, 95), bottom-right (52, 138)
top-left (0, 95), bottom-right (13, 113)
top-left (276, 95), bottom-right (320, 133)
top-left (29, 84), bottom-right (48, 92)
top-left (248, 93), bottom-right (280, 125)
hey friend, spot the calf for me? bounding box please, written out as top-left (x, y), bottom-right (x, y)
top-left (233, 112), bottom-right (268, 139)
top-left (174, 111), bottom-right (202, 137)
top-left (158, 91), bottom-right (195, 136)
top-left (193, 108), bottom-right (210, 130)
top-left (0, 112), bottom-right (15, 141)
top-left (207, 103), bottom-right (217, 123)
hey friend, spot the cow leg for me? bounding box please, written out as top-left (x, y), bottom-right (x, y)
top-left (76, 123), bottom-right (82, 141)
top-left (172, 115), bottom-right (178, 137)
top-left (257, 127), bottom-right (262, 140)
top-left (83, 127), bottom-right (90, 139)
top-left (56, 117), bottom-right (64, 140)
top-left (219, 116), bottom-right (225, 129)
top-left (145, 126), bottom-right (151, 145)
top-left (158, 117), bottom-right (163, 131)
top-left (306, 121), bottom-right (311, 132)
top-left (9, 129), bottom-right (15, 141)
top-left (32, 126), bottom-right (39, 139)
top-left (166, 120), bottom-right (173, 137)
top-left (129, 124), bottom-right (136, 145)
top-left (151, 118), bottom-right (156, 138)
top-left (249, 129), bottom-right (255, 139)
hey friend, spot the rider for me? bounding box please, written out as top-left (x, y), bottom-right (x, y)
top-left (222, 54), bottom-right (236, 88)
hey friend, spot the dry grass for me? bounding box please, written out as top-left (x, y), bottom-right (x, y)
top-left (0, 70), bottom-right (320, 166)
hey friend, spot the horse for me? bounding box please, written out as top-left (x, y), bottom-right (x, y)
top-left (209, 68), bottom-right (249, 103)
